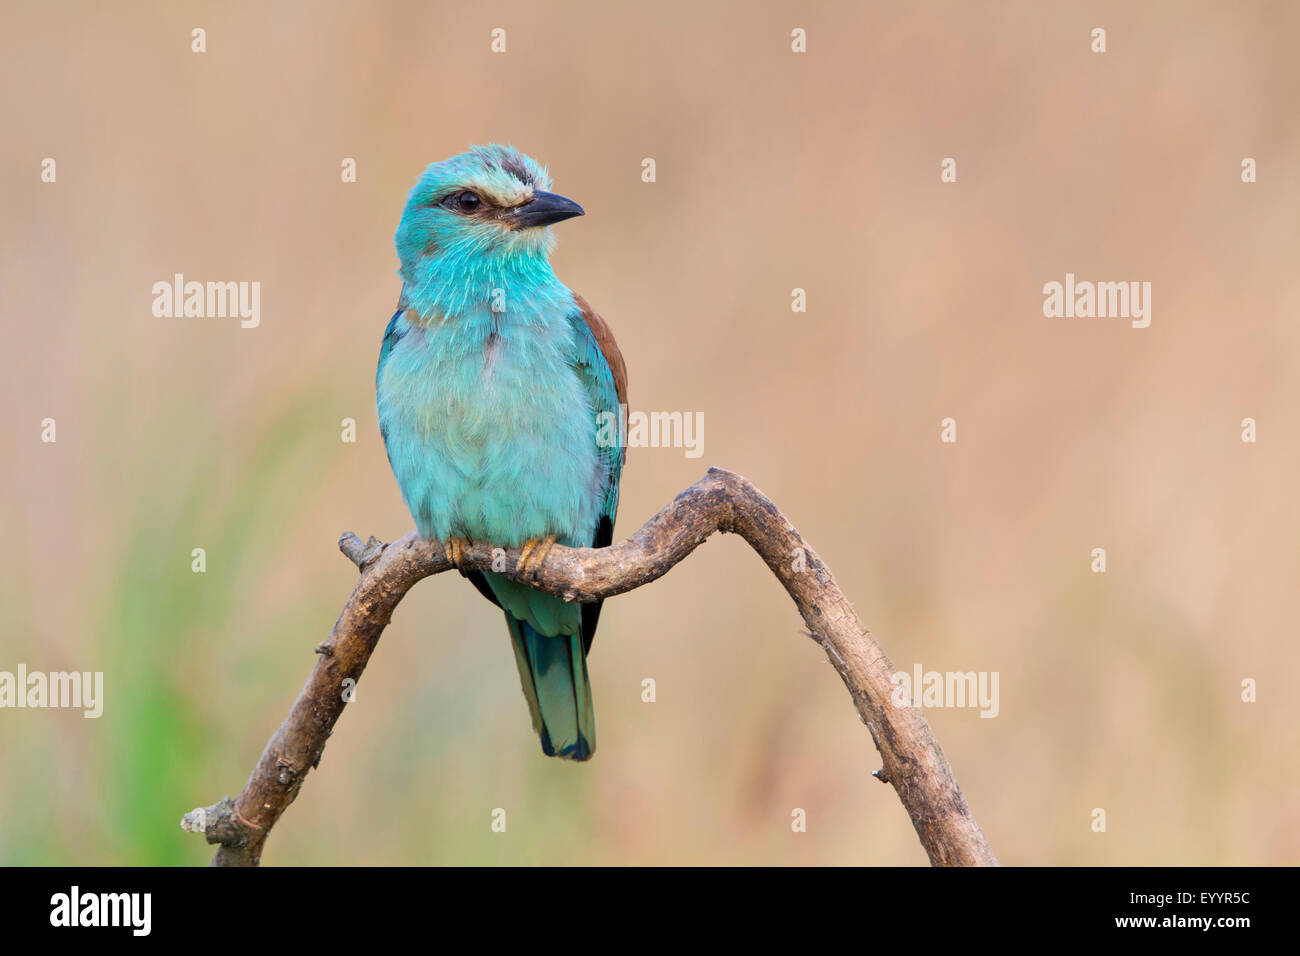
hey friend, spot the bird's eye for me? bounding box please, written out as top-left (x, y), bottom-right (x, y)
top-left (444, 190), bottom-right (482, 213)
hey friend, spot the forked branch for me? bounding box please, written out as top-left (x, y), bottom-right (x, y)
top-left (181, 467), bottom-right (997, 866)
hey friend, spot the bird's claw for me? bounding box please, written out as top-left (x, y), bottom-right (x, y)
top-left (515, 535), bottom-right (557, 583)
top-left (443, 537), bottom-right (470, 576)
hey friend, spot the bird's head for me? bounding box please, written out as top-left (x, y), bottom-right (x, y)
top-left (395, 145), bottom-right (583, 292)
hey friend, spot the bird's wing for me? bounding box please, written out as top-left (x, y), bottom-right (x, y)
top-left (569, 293), bottom-right (627, 652)
top-left (569, 293), bottom-right (627, 539)
top-left (376, 285), bottom-right (414, 389)
top-left (572, 294), bottom-right (628, 408)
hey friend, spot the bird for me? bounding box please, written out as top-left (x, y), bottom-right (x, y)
top-left (376, 145), bottom-right (627, 761)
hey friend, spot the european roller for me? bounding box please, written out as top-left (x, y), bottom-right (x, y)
top-left (376, 145), bottom-right (627, 761)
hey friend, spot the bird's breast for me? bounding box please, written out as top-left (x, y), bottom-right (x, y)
top-left (377, 310), bottom-right (603, 544)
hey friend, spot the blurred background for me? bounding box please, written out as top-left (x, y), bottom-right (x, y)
top-left (2, 0), bottom-right (1298, 865)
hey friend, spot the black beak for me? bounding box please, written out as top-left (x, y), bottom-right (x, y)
top-left (507, 190), bottom-right (585, 228)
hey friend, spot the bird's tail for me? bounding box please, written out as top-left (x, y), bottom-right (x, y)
top-left (505, 614), bottom-right (596, 761)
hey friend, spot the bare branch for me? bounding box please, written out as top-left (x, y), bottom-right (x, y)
top-left (183, 467), bottom-right (998, 866)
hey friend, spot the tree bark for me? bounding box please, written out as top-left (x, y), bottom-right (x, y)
top-left (181, 467), bottom-right (998, 866)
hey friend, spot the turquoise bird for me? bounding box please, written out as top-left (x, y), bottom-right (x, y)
top-left (376, 145), bottom-right (627, 761)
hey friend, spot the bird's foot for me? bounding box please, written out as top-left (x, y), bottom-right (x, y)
top-left (515, 534), bottom-right (557, 583)
top-left (443, 536), bottom-right (471, 576)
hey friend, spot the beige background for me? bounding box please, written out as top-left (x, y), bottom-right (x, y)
top-left (1, 0), bottom-right (1297, 864)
